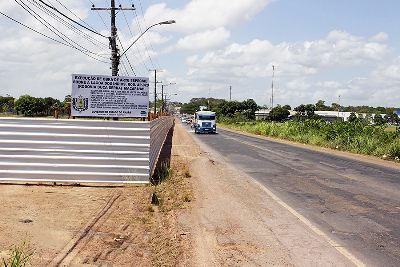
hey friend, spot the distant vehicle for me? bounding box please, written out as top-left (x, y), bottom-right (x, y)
top-left (181, 117), bottom-right (187, 123)
top-left (194, 111), bottom-right (216, 134)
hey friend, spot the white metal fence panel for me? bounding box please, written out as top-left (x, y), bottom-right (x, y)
top-left (0, 117), bottom-right (150, 184)
top-left (150, 116), bottom-right (174, 175)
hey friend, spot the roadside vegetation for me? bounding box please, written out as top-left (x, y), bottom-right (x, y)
top-left (221, 119), bottom-right (400, 160)
top-left (177, 97), bottom-right (400, 161)
top-left (2, 241), bottom-right (34, 267)
top-left (145, 159), bottom-right (193, 266)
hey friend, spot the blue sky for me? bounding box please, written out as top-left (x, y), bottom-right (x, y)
top-left (1, 0), bottom-right (400, 107)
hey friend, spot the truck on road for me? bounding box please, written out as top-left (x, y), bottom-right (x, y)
top-left (194, 111), bottom-right (217, 134)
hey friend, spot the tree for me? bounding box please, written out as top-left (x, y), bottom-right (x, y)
top-left (348, 112), bottom-right (358, 123)
top-left (315, 100), bottom-right (330, 111)
top-left (15, 95), bottom-right (37, 116)
top-left (331, 102), bottom-right (341, 111)
top-left (0, 96), bottom-right (15, 112)
top-left (269, 105), bottom-right (290, 122)
top-left (282, 104), bottom-right (291, 111)
top-left (241, 99), bottom-right (258, 119)
top-left (373, 113), bottom-right (385, 125)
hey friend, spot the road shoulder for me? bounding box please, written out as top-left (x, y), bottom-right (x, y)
top-left (176, 122), bottom-right (357, 266)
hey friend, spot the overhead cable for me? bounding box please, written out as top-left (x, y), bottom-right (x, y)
top-left (37, 0), bottom-right (108, 38)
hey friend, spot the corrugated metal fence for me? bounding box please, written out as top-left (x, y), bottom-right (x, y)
top-left (0, 117), bottom-right (173, 184)
top-left (150, 116), bottom-right (174, 175)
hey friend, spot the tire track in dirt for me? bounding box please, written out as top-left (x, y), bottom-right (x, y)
top-left (49, 191), bottom-right (121, 266)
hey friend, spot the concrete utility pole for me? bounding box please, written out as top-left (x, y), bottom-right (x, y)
top-left (229, 85), bottom-right (232, 101)
top-left (161, 84), bottom-right (164, 112)
top-left (161, 82), bottom-right (176, 112)
top-left (149, 69), bottom-right (162, 113)
top-left (91, 1), bottom-right (135, 76)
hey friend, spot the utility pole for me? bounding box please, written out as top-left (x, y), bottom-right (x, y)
top-left (161, 84), bottom-right (164, 113)
top-left (91, 1), bottom-right (135, 76)
top-left (271, 65), bottom-right (275, 109)
top-left (149, 69), bottom-right (162, 114)
top-left (229, 85), bottom-right (232, 101)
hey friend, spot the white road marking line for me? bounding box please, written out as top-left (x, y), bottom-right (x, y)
top-left (0, 178), bottom-right (149, 184)
top-left (0, 155), bottom-right (148, 161)
top-left (0, 140), bottom-right (149, 147)
top-left (0, 132), bottom-right (149, 139)
top-left (218, 131), bottom-right (365, 266)
top-left (0, 170), bottom-right (148, 176)
top-left (252, 178), bottom-right (365, 266)
top-left (0, 162), bottom-right (149, 169)
top-left (0, 123), bottom-right (149, 131)
top-left (0, 148), bottom-right (148, 154)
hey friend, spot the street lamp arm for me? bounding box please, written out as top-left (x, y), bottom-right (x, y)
top-left (119, 20), bottom-right (175, 58)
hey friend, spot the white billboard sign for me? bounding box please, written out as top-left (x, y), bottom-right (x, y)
top-left (71, 74), bottom-right (149, 117)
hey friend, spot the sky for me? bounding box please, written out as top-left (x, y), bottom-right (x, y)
top-left (1, 0), bottom-right (400, 108)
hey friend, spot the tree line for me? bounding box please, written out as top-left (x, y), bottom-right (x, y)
top-left (178, 98), bottom-right (400, 125)
top-left (0, 95), bottom-right (71, 116)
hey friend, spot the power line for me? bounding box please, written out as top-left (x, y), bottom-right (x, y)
top-left (137, 0), bottom-right (162, 70)
top-left (16, 0), bottom-right (101, 57)
top-left (37, 0), bottom-right (108, 38)
top-left (117, 35), bottom-right (136, 76)
top-left (131, 2), bottom-right (157, 69)
top-left (30, 0), bottom-right (109, 52)
top-left (0, 10), bottom-right (108, 63)
top-left (87, 0), bottom-right (109, 30)
top-left (51, 0), bottom-right (98, 32)
top-left (117, 0), bottom-right (149, 75)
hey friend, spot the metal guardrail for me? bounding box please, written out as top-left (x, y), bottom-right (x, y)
top-left (0, 117), bottom-right (150, 184)
top-left (150, 116), bottom-right (174, 176)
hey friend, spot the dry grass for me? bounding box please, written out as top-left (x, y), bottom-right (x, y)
top-left (131, 159), bottom-right (194, 267)
top-left (2, 241), bottom-right (34, 267)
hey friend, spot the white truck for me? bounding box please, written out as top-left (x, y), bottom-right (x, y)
top-left (194, 111), bottom-right (217, 134)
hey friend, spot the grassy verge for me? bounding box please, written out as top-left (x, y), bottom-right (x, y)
top-left (220, 120), bottom-right (400, 161)
top-left (133, 159), bottom-right (193, 267)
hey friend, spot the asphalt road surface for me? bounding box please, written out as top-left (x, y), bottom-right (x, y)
top-left (188, 125), bottom-right (400, 266)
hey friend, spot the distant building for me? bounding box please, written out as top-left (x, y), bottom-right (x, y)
top-left (255, 109), bottom-right (271, 120)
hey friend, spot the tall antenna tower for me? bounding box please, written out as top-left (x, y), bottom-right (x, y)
top-left (271, 65), bottom-right (275, 109)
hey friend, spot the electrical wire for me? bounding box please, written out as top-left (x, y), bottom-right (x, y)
top-left (132, 8), bottom-right (156, 69)
top-left (87, 0), bottom-right (109, 30)
top-left (135, 0), bottom-right (160, 69)
top-left (52, 0), bottom-right (98, 32)
top-left (117, 0), bottom-right (149, 75)
top-left (30, 0), bottom-right (109, 52)
top-left (117, 35), bottom-right (136, 76)
top-left (0, 10), bottom-right (108, 64)
top-left (37, 0), bottom-right (108, 38)
top-left (17, 0), bottom-right (106, 59)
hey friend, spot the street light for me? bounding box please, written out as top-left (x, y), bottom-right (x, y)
top-left (119, 20), bottom-right (176, 58)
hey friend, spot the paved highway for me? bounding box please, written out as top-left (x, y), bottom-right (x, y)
top-left (189, 125), bottom-right (400, 266)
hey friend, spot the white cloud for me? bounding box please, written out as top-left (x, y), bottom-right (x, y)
top-left (369, 32), bottom-right (389, 42)
top-left (186, 30), bottom-right (387, 82)
top-left (140, 0), bottom-right (273, 33)
top-left (176, 27), bottom-right (230, 50)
